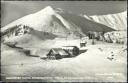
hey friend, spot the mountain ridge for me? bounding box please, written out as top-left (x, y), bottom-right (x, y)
top-left (1, 6), bottom-right (124, 44)
top-left (84, 11), bottom-right (127, 31)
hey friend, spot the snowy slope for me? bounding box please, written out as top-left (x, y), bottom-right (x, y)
top-left (1, 6), bottom-right (115, 42)
top-left (84, 11), bottom-right (127, 31)
top-left (1, 6), bottom-right (84, 39)
top-left (1, 42), bottom-right (127, 82)
top-left (1, 6), bottom-right (127, 82)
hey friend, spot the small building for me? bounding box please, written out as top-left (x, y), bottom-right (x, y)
top-left (61, 46), bottom-right (79, 56)
top-left (80, 37), bottom-right (88, 47)
top-left (46, 48), bottom-right (70, 59)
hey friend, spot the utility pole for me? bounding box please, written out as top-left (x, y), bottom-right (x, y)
top-left (65, 32), bottom-right (71, 46)
top-left (92, 32), bottom-right (95, 45)
top-left (79, 34), bottom-right (82, 48)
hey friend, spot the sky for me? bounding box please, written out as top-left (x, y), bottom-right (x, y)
top-left (1, 1), bottom-right (127, 27)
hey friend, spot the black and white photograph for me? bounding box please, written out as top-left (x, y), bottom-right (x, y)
top-left (0, 0), bottom-right (127, 82)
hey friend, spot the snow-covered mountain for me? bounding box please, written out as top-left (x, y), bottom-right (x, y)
top-left (84, 11), bottom-right (127, 31)
top-left (1, 6), bottom-right (84, 38)
top-left (1, 6), bottom-right (116, 44)
top-left (1, 6), bottom-right (80, 43)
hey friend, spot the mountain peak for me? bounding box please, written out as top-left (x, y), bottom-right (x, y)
top-left (44, 6), bottom-right (54, 10)
top-left (36, 6), bottom-right (55, 15)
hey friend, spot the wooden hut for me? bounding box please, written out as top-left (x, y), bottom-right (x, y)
top-left (46, 48), bottom-right (70, 59)
top-left (61, 46), bottom-right (79, 56)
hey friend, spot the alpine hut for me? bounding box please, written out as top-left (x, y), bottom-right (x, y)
top-left (61, 46), bottom-right (79, 56)
top-left (46, 48), bottom-right (70, 59)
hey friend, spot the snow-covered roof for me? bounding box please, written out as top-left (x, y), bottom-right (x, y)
top-left (51, 48), bottom-right (69, 55)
